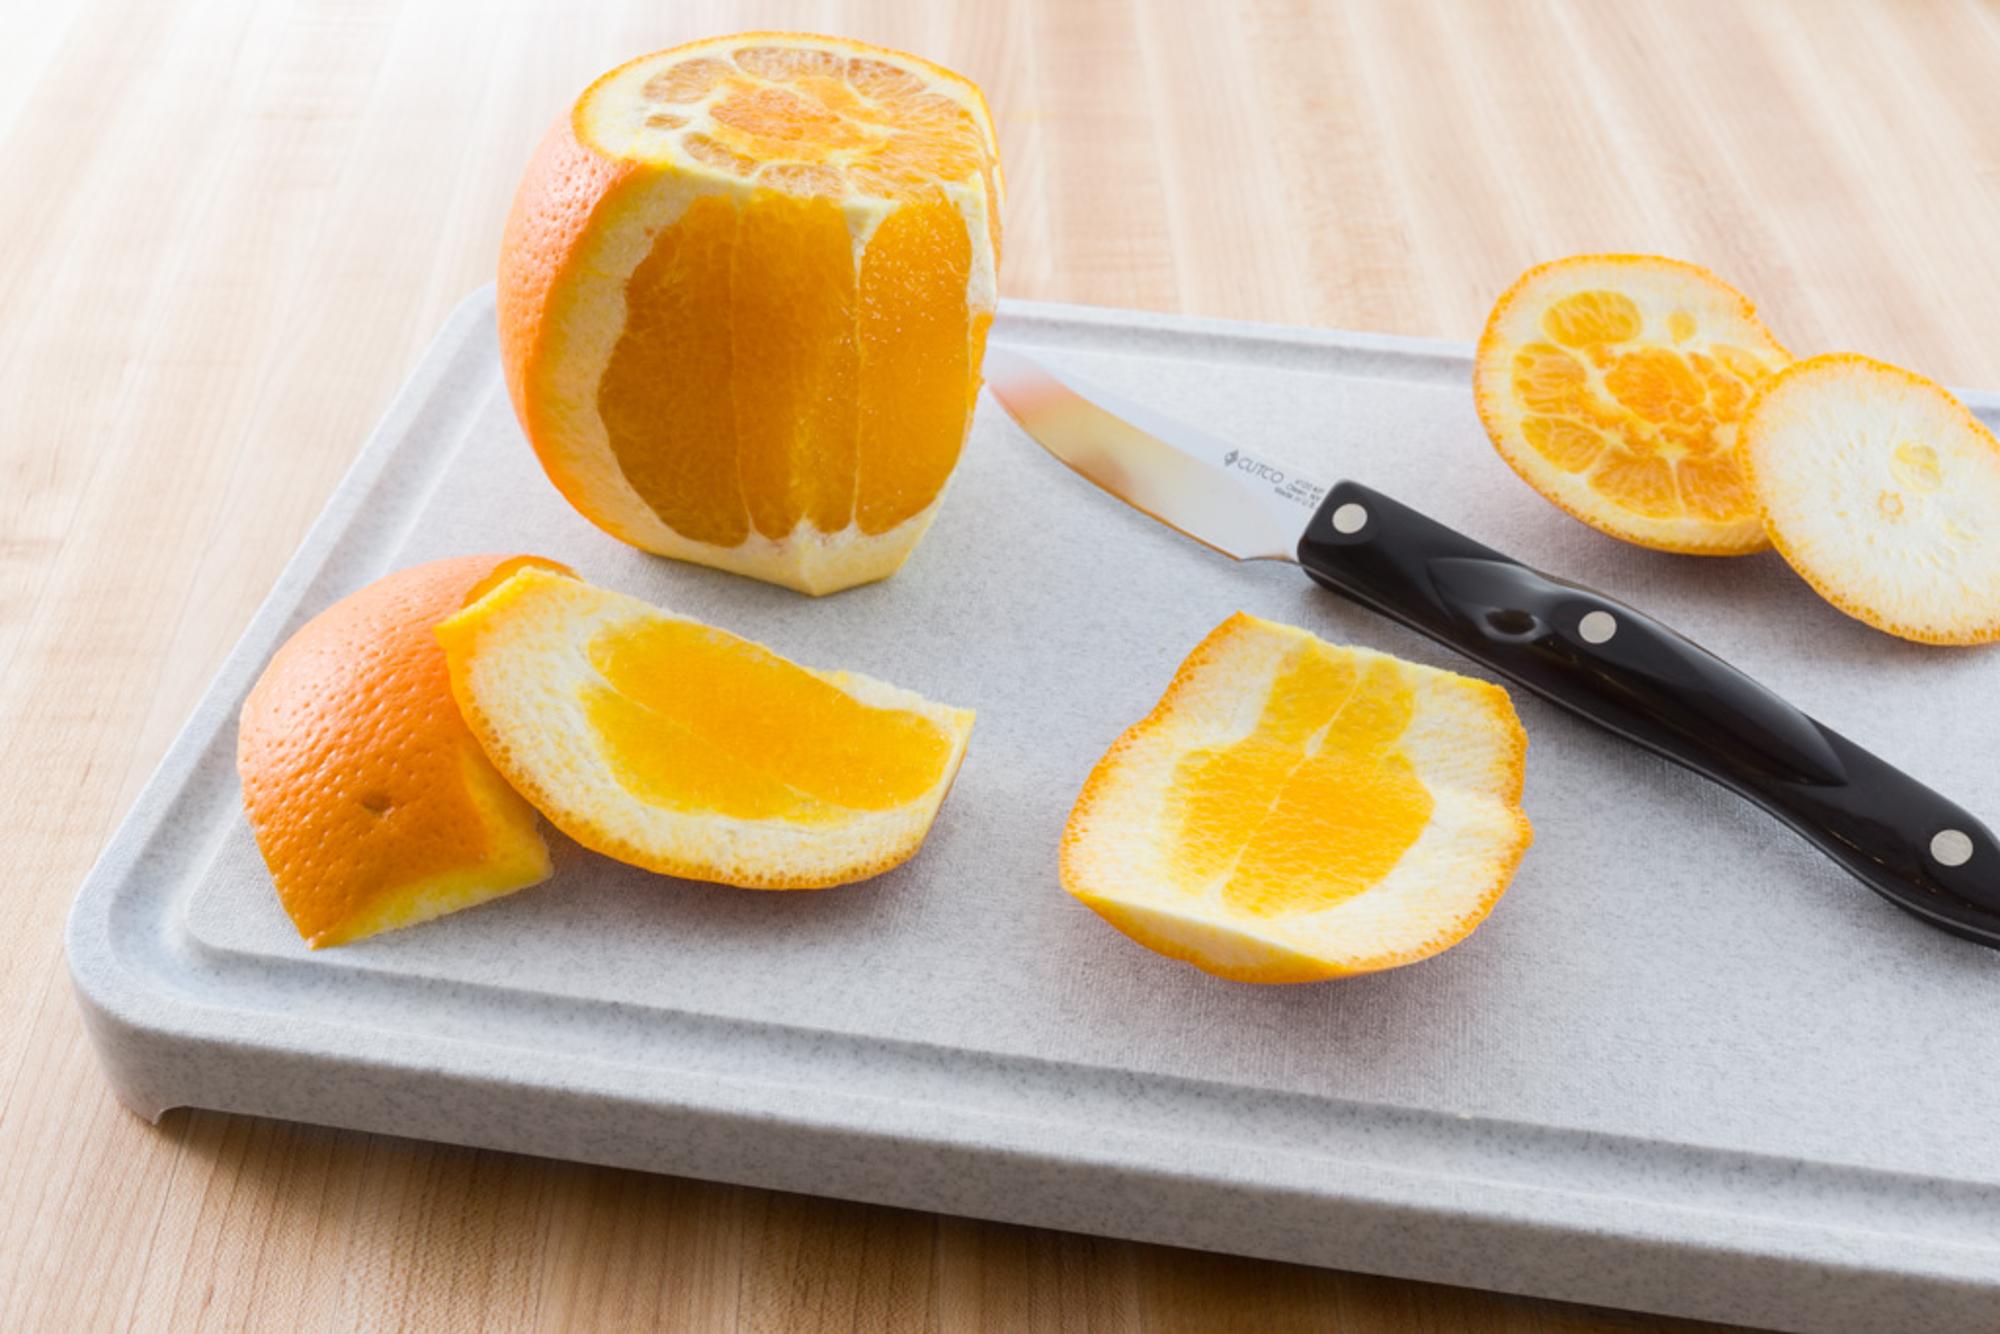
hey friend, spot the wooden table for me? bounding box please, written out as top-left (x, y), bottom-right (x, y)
top-left (8, 1), bottom-right (1996, 1328)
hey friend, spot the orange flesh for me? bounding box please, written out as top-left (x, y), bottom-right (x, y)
top-left (598, 189), bottom-right (972, 544)
top-left (856, 193), bottom-right (972, 533)
top-left (733, 190), bottom-right (859, 538)
top-left (583, 618), bottom-right (952, 820)
top-left (1507, 288), bottom-right (1778, 523)
top-left (1166, 645), bottom-right (1433, 917)
top-left (587, 38), bottom-right (989, 550)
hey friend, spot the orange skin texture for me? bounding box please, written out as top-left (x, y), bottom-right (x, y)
top-left (1743, 352), bottom-right (2000, 645)
top-left (497, 115), bottom-right (637, 525)
top-left (237, 554), bottom-right (566, 947)
top-left (1059, 613), bottom-right (1532, 984)
top-left (1473, 253), bottom-right (1790, 557)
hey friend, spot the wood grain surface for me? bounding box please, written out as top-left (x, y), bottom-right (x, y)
top-left (7, 0), bottom-right (1997, 1328)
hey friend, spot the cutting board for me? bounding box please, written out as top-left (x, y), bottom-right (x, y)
top-left (68, 288), bottom-right (2000, 1333)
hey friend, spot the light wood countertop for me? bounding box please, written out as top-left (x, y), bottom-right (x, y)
top-left (10, 2), bottom-right (1997, 1328)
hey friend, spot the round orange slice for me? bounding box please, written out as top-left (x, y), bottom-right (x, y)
top-left (1743, 353), bottom-right (2000, 645)
top-left (238, 555), bottom-right (565, 948)
top-left (1475, 254), bottom-right (1791, 554)
top-left (498, 33), bottom-right (1002, 595)
top-left (434, 566), bottom-right (975, 887)
top-left (1061, 613), bottom-right (1532, 983)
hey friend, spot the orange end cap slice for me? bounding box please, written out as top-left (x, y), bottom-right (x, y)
top-left (433, 565), bottom-right (974, 887)
top-left (238, 555), bottom-right (567, 948)
top-left (1744, 352), bottom-right (2000, 645)
top-left (1474, 253), bottom-right (1790, 555)
top-left (1060, 613), bottom-right (1532, 983)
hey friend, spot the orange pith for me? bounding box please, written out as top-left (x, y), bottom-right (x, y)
top-left (499, 33), bottom-right (1002, 595)
top-left (1169, 648), bottom-right (1432, 918)
top-left (237, 555), bottom-right (566, 948)
top-left (582, 618), bottom-right (953, 821)
top-left (1475, 255), bottom-right (1791, 554)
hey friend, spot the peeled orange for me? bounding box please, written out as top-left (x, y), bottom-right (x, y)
top-left (238, 555), bottom-right (565, 948)
top-left (1475, 254), bottom-right (1790, 554)
top-left (1743, 353), bottom-right (2000, 645)
top-left (1061, 614), bottom-right (1532, 982)
top-left (435, 566), bottom-right (974, 887)
top-left (498, 33), bottom-right (1002, 595)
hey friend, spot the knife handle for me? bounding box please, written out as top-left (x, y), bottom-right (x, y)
top-left (1296, 480), bottom-right (2000, 946)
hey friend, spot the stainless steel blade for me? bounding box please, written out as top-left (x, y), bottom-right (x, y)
top-left (983, 346), bottom-right (1327, 562)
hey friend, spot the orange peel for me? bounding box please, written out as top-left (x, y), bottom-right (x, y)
top-left (237, 555), bottom-right (565, 948)
top-left (1061, 613), bottom-right (1532, 983)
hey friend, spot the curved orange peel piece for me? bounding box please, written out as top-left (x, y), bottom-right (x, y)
top-left (1061, 613), bottom-right (1532, 983)
top-left (238, 554), bottom-right (567, 948)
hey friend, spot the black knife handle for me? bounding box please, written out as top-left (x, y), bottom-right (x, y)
top-left (1297, 480), bottom-right (2000, 946)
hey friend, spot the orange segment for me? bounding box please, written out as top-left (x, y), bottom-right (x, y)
top-left (731, 190), bottom-right (858, 539)
top-left (435, 566), bottom-right (975, 888)
top-left (1061, 614), bottom-right (1533, 983)
top-left (237, 555), bottom-right (566, 948)
top-left (499, 33), bottom-right (1002, 595)
top-left (1742, 353), bottom-right (2000, 645)
top-left (857, 192), bottom-right (973, 534)
top-left (1521, 416), bottom-right (1604, 472)
top-left (1474, 254), bottom-right (1791, 554)
top-left (598, 195), bottom-right (746, 548)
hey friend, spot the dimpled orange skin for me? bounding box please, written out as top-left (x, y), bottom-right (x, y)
top-left (238, 555), bottom-right (567, 948)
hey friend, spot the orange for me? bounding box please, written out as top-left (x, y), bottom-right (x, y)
top-left (498, 33), bottom-right (1002, 595)
top-left (434, 566), bottom-right (974, 887)
top-left (1061, 614), bottom-right (1532, 983)
top-left (1475, 254), bottom-right (1791, 554)
top-left (237, 555), bottom-right (566, 948)
top-left (1743, 353), bottom-right (2000, 645)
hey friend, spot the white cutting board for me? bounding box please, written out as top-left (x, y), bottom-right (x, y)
top-left (68, 288), bottom-right (2000, 1333)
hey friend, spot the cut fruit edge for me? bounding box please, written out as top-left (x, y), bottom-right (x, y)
top-left (1743, 351), bottom-right (2000, 646)
top-left (435, 566), bottom-right (976, 888)
top-left (1473, 253), bottom-right (1791, 556)
top-left (1060, 614), bottom-right (1533, 982)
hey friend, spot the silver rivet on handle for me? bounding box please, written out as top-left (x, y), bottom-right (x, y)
top-left (1331, 503), bottom-right (1368, 534)
top-left (1932, 829), bottom-right (1975, 867)
top-left (1578, 610), bottom-right (1618, 644)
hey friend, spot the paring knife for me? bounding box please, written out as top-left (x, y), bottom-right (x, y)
top-left (983, 345), bottom-right (2000, 950)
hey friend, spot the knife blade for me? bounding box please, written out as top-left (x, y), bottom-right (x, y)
top-left (984, 344), bottom-right (2000, 950)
